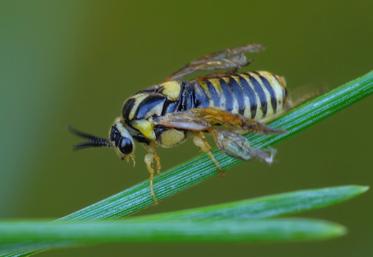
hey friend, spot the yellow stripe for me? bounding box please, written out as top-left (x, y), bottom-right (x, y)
top-left (198, 80), bottom-right (216, 107)
top-left (128, 94), bottom-right (148, 120)
top-left (208, 78), bottom-right (222, 92)
top-left (257, 71), bottom-right (286, 112)
top-left (249, 72), bottom-right (274, 117)
top-left (160, 81), bottom-right (182, 101)
top-left (221, 76), bottom-right (230, 83)
top-left (240, 73), bottom-right (263, 119)
top-left (198, 80), bottom-right (210, 97)
top-left (131, 120), bottom-right (156, 140)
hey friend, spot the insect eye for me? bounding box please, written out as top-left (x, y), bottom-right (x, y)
top-left (119, 137), bottom-right (133, 154)
top-left (110, 126), bottom-right (121, 143)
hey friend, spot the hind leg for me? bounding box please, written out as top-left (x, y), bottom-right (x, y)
top-left (192, 131), bottom-right (222, 170)
top-left (213, 129), bottom-right (276, 164)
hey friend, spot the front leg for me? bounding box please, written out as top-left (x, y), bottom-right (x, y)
top-left (144, 141), bottom-right (161, 203)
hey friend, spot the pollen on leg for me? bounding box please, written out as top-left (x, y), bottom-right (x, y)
top-left (144, 152), bottom-right (158, 204)
top-left (154, 154), bottom-right (161, 174)
top-left (145, 142), bottom-right (161, 175)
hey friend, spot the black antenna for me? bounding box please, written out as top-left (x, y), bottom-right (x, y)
top-left (68, 126), bottom-right (112, 150)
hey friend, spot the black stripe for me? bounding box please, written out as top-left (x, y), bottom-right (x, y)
top-left (134, 94), bottom-right (165, 120)
top-left (122, 98), bottom-right (136, 121)
top-left (133, 134), bottom-right (150, 144)
top-left (161, 99), bottom-right (178, 115)
top-left (136, 85), bottom-right (160, 94)
top-left (248, 73), bottom-right (267, 117)
top-left (238, 75), bottom-right (257, 118)
top-left (257, 74), bottom-right (277, 113)
top-left (177, 82), bottom-right (195, 111)
top-left (192, 82), bottom-right (209, 108)
top-left (228, 77), bottom-right (245, 115)
top-left (154, 125), bottom-right (168, 140)
top-left (206, 80), bottom-right (221, 107)
top-left (273, 74), bottom-right (283, 85)
top-left (219, 78), bottom-right (234, 112)
top-left (283, 87), bottom-right (288, 101)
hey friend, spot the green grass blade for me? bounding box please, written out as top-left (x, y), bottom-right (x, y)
top-left (0, 219), bottom-right (346, 252)
top-left (62, 71), bottom-right (373, 221)
top-left (1, 185), bottom-right (367, 256)
top-left (133, 185), bottom-right (368, 221)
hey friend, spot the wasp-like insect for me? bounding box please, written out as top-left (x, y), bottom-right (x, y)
top-left (70, 44), bottom-right (290, 201)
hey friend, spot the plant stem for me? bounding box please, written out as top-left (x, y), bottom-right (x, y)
top-left (0, 219), bottom-right (345, 247)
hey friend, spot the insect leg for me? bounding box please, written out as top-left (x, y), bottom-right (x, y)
top-left (166, 43), bottom-right (264, 80)
top-left (193, 131), bottom-right (222, 170)
top-left (214, 129), bottom-right (276, 164)
top-left (123, 154), bottom-right (136, 167)
top-left (144, 142), bottom-right (161, 203)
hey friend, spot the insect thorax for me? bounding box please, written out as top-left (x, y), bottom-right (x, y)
top-left (121, 80), bottom-right (190, 147)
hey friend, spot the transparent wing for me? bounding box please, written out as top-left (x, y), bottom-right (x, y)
top-left (153, 107), bottom-right (284, 134)
top-left (166, 43), bottom-right (264, 81)
top-left (214, 129), bottom-right (276, 164)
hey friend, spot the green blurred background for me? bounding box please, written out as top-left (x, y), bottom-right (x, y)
top-left (1, 0), bottom-right (372, 256)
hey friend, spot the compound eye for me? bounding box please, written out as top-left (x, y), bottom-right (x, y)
top-left (119, 137), bottom-right (133, 154)
top-left (110, 126), bottom-right (121, 143)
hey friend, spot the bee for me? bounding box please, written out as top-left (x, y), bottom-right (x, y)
top-left (70, 44), bottom-right (289, 201)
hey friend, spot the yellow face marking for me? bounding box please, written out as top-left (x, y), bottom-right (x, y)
top-left (160, 81), bottom-right (181, 101)
top-left (131, 120), bottom-right (156, 140)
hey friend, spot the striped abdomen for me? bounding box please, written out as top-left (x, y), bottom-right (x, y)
top-left (122, 71), bottom-right (287, 122)
top-left (193, 71), bottom-right (287, 121)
